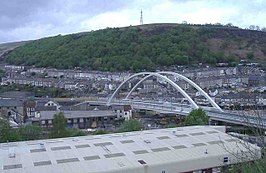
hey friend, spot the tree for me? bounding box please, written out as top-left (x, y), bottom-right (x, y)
top-left (225, 23), bottom-right (234, 27)
top-left (261, 27), bottom-right (266, 32)
top-left (0, 69), bottom-right (4, 78)
top-left (19, 124), bottom-right (42, 140)
top-left (0, 118), bottom-right (20, 142)
top-left (93, 129), bottom-right (109, 135)
top-left (227, 160), bottom-right (265, 173)
top-left (117, 119), bottom-right (142, 132)
top-left (246, 52), bottom-right (254, 60)
top-left (249, 25), bottom-right (256, 30)
top-left (0, 119), bottom-right (11, 143)
top-left (6, 24), bottom-right (266, 72)
top-left (220, 108), bottom-right (266, 173)
top-left (92, 58), bottom-right (102, 69)
top-left (49, 112), bottom-right (86, 138)
top-left (184, 109), bottom-right (209, 126)
top-left (50, 112), bottom-right (68, 138)
top-left (67, 128), bottom-right (86, 137)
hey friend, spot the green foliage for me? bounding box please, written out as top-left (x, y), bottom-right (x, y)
top-left (18, 124), bottom-right (42, 140)
top-left (66, 128), bottom-right (86, 137)
top-left (6, 130), bottom-right (21, 142)
top-left (50, 112), bottom-right (68, 138)
top-left (5, 24), bottom-right (252, 72)
top-left (0, 119), bottom-right (20, 142)
top-left (49, 112), bottom-right (86, 138)
top-left (0, 119), bottom-right (42, 143)
top-left (0, 119), bottom-right (12, 143)
top-left (93, 129), bottom-right (109, 135)
top-left (117, 119), bottom-right (142, 132)
top-left (165, 124), bottom-right (177, 128)
top-left (0, 68), bottom-right (4, 78)
top-left (184, 109), bottom-right (209, 126)
top-left (1, 115), bottom-right (85, 143)
top-left (228, 159), bottom-right (266, 173)
top-left (246, 52), bottom-right (254, 59)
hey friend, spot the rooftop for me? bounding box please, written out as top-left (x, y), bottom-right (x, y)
top-left (36, 110), bottom-right (116, 120)
top-left (0, 98), bottom-right (22, 107)
top-left (0, 126), bottom-right (261, 173)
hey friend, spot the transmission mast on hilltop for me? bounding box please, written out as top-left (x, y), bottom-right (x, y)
top-left (140, 10), bottom-right (143, 25)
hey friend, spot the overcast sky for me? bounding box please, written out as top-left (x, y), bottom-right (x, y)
top-left (0, 0), bottom-right (265, 43)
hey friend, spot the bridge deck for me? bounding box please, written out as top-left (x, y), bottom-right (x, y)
top-left (114, 100), bottom-right (266, 129)
top-left (79, 100), bottom-right (266, 129)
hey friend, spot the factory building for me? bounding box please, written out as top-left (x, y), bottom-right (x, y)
top-left (0, 126), bottom-right (261, 173)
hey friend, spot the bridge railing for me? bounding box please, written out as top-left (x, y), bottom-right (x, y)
top-left (116, 99), bottom-right (266, 129)
top-left (79, 99), bottom-right (266, 129)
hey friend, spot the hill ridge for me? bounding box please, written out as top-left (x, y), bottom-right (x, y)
top-left (4, 23), bottom-right (266, 71)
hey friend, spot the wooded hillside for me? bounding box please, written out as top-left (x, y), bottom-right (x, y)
top-left (5, 23), bottom-right (266, 71)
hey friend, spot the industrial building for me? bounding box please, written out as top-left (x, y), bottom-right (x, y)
top-left (0, 126), bottom-right (261, 173)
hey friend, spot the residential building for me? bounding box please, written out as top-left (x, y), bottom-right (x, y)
top-left (23, 99), bottom-right (36, 118)
top-left (0, 98), bottom-right (24, 124)
top-left (24, 99), bottom-right (133, 128)
top-left (31, 110), bottom-right (116, 129)
top-left (111, 105), bottom-right (132, 120)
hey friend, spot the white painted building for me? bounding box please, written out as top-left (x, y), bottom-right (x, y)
top-left (111, 105), bottom-right (132, 120)
top-left (0, 126), bottom-right (261, 173)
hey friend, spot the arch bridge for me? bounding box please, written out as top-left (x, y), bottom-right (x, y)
top-left (106, 71), bottom-right (266, 129)
top-left (107, 71), bottom-right (222, 112)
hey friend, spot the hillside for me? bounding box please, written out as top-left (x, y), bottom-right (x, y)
top-left (0, 41), bottom-right (27, 60)
top-left (4, 23), bottom-right (266, 71)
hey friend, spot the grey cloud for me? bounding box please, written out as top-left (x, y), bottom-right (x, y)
top-left (0, 0), bottom-right (50, 18)
top-left (1, 0), bottom-right (266, 43)
top-left (0, 0), bottom-right (129, 43)
top-left (0, 0), bottom-right (127, 31)
top-left (68, 0), bottom-right (128, 14)
top-left (0, 0), bottom-right (53, 30)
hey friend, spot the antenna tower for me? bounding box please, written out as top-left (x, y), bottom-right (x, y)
top-left (140, 10), bottom-right (143, 25)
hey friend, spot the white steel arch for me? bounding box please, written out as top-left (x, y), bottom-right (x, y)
top-left (125, 74), bottom-right (153, 99)
top-left (107, 72), bottom-right (199, 109)
top-left (107, 72), bottom-right (150, 106)
top-left (123, 72), bottom-right (222, 112)
top-left (158, 71), bottom-right (223, 112)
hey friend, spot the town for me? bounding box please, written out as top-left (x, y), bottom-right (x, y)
top-left (0, 62), bottom-right (266, 130)
top-left (1, 1), bottom-right (266, 171)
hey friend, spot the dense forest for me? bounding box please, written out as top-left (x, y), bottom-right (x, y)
top-left (5, 23), bottom-right (266, 71)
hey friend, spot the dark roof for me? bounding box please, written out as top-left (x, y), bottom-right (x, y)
top-left (58, 106), bottom-right (72, 111)
top-left (35, 99), bottom-right (59, 108)
top-left (221, 92), bottom-right (258, 99)
top-left (0, 91), bottom-right (33, 99)
top-left (23, 100), bottom-right (36, 107)
top-left (124, 105), bottom-right (132, 111)
top-left (35, 106), bottom-right (57, 111)
top-left (36, 110), bottom-right (116, 120)
top-left (0, 99), bottom-right (23, 107)
top-left (72, 102), bottom-right (109, 111)
top-left (86, 105), bottom-right (109, 111)
top-left (56, 100), bottom-right (82, 106)
top-left (249, 75), bottom-right (261, 81)
top-left (111, 105), bottom-right (124, 110)
top-left (111, 105), bottom-right (132, 111)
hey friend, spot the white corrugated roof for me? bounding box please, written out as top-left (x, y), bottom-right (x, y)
top-left (0, 126), bottom-right (261, 173)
